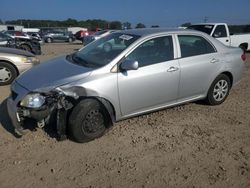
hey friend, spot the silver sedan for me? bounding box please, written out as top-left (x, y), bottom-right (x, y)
top-left (7, 28), bottom-right (246, 142)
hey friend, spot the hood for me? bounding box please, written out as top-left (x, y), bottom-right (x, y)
top-left (16, 56), bottom-right (93, 91)
top-left (0, 47), bottom-right (34, 57)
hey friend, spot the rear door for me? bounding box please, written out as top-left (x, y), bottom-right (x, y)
top-left (177, 34), bottom-right (221, 101)
top-left (118, 35), bottom-right (180, 116)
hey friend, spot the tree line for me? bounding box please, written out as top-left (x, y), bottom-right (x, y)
top-left (1, 18), bottom-right (151, 30)
top-left (3, 19), bottom-right (249, 33)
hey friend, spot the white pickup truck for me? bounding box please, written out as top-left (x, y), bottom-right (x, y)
top-left (188, 23), bottom-right (250, 51)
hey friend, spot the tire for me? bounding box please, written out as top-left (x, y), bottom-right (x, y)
top-left (0, 61), bottom-right (18, 86)
top-left (68, 38), bottom-right (73, 43)
top-left (68, 99), bottom-right (109, 143)
top-left (20, 44), bottom-right (32, 53)
top-left (47, 38), bottom-right (52, 43)
top-left (239, 44), bottom-right (248, 52)
top-left (206, 74), bottom-right (231, 105)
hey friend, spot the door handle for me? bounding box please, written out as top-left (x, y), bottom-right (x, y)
top-left (210, 58), bottom-right (220, 63)
top-left (167, 66), bottom-right (179, 72)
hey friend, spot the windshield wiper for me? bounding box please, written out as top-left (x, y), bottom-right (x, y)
top-left (71, 53), bottom-right (101, 68)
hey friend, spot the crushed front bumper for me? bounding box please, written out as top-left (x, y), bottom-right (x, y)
top-left (7, 81), bottom-right (30, 135)
top-left (7, 81), bottom-right (73, 140)
top-left (7, 97), bottom-right (26, 136)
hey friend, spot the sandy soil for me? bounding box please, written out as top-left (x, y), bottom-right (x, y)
top-left (0, 43), bottom-right (250, 188)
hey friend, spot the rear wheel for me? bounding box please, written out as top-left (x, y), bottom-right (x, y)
top-left (68, 99), bottom-right (109, 143)
top-left (68, 37), bottom-right (73, 43)
top-left (0, 61), bottom-right (17, 85)
top-left (239, 43), bottom-right (248, 52)
top-left (47, 38), bottom-right (52, 43)
top-left (206, 74), bottom-right (231, 105)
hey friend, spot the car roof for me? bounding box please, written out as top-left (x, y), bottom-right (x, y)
top-left (190, 23), bottom-right (226, 26)
top-left (120, 28), bottom-right (204, 37)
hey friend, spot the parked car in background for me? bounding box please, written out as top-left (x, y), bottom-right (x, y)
top-left (0, 47), bottom-right (39, 85)
top-left (2, 30), bottom-right (31, 40)
top-left (0, 32), bottom-right (41, 55)
top-left (7, 28), bottom-right (246, 142)
top-left (188, 23), bottom-right (250, 51)
top-left (24, 32), bottom-right (44, 45)
top-left (83, 30), bottom-right (115, 45)
top-left (43, 31), bottom-right (75, 43)
top-left (74, 28), bottom-right (102, 41)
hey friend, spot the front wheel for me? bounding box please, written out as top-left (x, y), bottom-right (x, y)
top-left (206, 74), bottom-right (231, 105)
top-left (68, 99), bottom-right (109, 143)
top-left (0, 61), bottom-right (17, 85)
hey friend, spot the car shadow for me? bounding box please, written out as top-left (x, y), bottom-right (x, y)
top-left (0, 99), bottom-right (21, 138)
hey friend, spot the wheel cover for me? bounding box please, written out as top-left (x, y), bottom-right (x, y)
top-left (82, 109), bottom-right (105, 135)
top-left (0, 66), bottom-right (12, 82)
top-left (213, 80), bottom-right (228, 102)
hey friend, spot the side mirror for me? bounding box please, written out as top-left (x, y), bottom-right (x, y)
top-left (120, 59), bottom-right (139, 71)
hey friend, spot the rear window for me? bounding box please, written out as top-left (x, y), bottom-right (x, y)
top-left (178, 35), bottom-right (216, 58)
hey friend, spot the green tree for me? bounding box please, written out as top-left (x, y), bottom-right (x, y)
top-left (135, 23), bottom-right (146, 28)
top-left (63, 18), bottom-right (78, 27)
top-left (109, 21), bottom-right (122, 29)
top-left (123, 22), bottom-right (132, 29)
top-left (0, 19), bottom-right (3, 24)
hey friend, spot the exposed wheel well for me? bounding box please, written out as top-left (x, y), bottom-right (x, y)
top-left (69, 96), bottom-right (116, 126)
top-left (221, 72), bottom-right (233, 87)
top-left (0, 60), bottom-right (19, 76)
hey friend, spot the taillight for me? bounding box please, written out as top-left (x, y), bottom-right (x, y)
top-left (241, 52), bottom-right (247, 61)
top-left (80, 31), bottom-right (84, 37)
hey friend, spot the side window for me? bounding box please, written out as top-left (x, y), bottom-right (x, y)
top-left (178, 35), bottom-right (216, 58)
top-left (126, 36), bottom-right (174, 67)
top-left (213, 25), bottom-right (227, 38)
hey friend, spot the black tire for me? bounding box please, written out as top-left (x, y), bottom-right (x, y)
top-left (68, 38), bottom-right (73, 43)
top-left (0, 61), bottom-right (18, 85)
top-left (239, 44), bottom-right (248, 52)
top-left (68, 99), bottom-right (109, 143)
top-left (206, 74), bottom-right (231, 105)
top-left (20, 44), bottom-right (32, 53)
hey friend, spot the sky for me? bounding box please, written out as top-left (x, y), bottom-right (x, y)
top-left (0, 0), bottom-right (250, 27)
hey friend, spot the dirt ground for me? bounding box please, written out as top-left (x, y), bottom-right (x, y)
top-left (0, 43), bottom-right (250, 188)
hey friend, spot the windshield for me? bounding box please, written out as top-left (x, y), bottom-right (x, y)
top-left (0, 32), bottom-right (12, 40)
top-left (72, 32), bottom-right (140, 67)
top-left (188, 25), bottom-right (214, 35)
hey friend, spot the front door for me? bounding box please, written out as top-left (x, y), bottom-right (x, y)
top-left (118, 36), bottom-right (180, 116)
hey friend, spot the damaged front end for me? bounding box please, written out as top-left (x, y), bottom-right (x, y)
top-left (8, 85), bottom-right (78, 140)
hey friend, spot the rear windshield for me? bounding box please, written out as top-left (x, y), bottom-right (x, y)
top-left (188, 25), bottom-right (214, 35)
